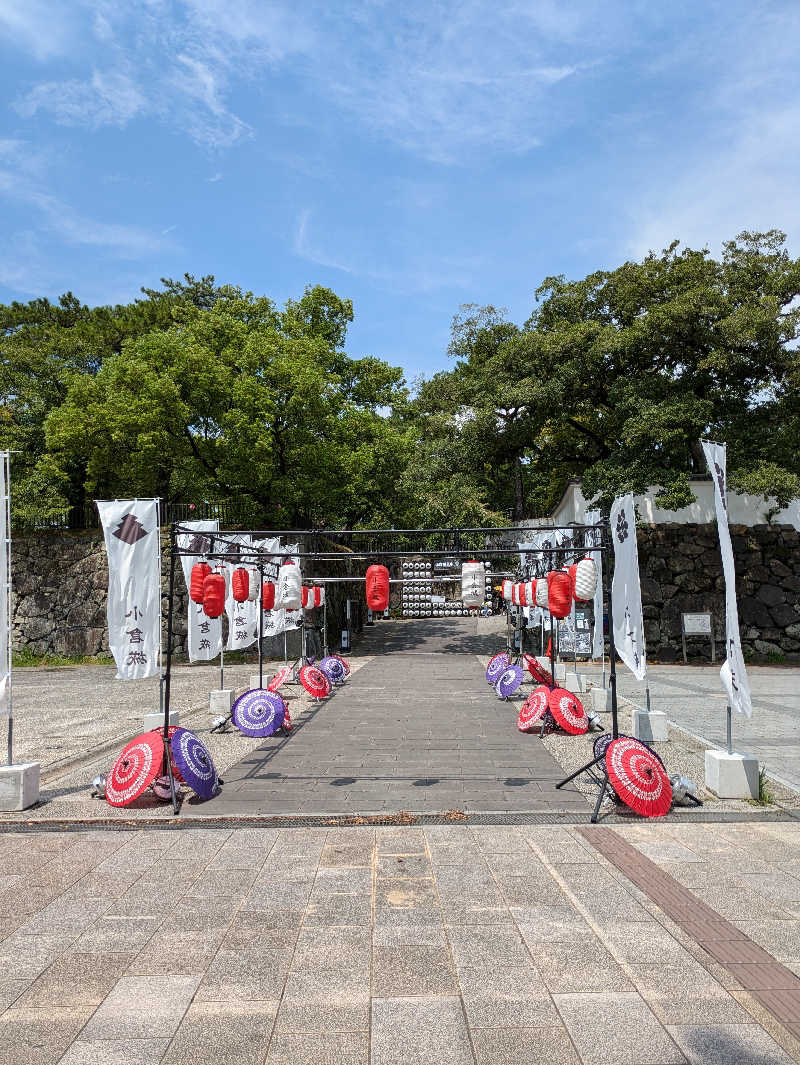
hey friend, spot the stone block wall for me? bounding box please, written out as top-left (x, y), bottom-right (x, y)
top-left (9, 523), bottom-right (800, 663)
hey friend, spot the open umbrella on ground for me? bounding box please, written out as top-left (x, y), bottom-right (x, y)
top-left (299, 664), bottom-right (332, 699)
top-left (495, 664), bottom-right (523, 700)
top-left (106, 732), bottom-right (163, 806)
top-left (518, 686), bottom-right (550, 732)
top-left (232, 689), bottom-right (287, 737)
top-left (605, 736), bottom-right (672, 817)
top-left (486, 653), bottom-right (511, 685)
top-left (523, 654), bottom-right (553, 686)
top-left (170, 728), bottom-right (219, 799)
top-left (267, 666), bottom-right (292, 692)
top-left (330, 653), bottom-right (351, 675)
top-left (547, 688), bottom-right (589, 735)
top-left (319, 656), bottom-right (347, 685)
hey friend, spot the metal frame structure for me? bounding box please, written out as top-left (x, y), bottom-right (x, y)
top-left (160, 521), bottom-right (621, 820)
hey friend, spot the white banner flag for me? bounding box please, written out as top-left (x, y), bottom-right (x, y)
top-left (0, 453), bottom-right (10, 714)
top-left (97, 499), bottom-right (161, 680)
top-left (701, 440), bottom-right (752, 717)
top-left (584, 510), bottom-right (605, 661)
top-left (177, 519), bottom-right (222, 662)
top-left (225, 535), bottom-right (259, 651)
top-left (610, 494), bottom-right (647, 681)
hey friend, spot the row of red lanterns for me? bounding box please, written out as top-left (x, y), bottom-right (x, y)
top-left (189, 562), bottom-right (325, 620)
top-left (503, 557), bottom-right (597, 620)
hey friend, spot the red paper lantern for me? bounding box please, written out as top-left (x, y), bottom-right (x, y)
top-left (262, 581), bottom-right (276, 610)
top-left (519, 582), bottom-right (528, 606)
top-left (313, 586), bottom-right (323, 607)
top-left (202, 572), bottom-right (226, 618)
top-left (232, 567), bottom-right (249, 603)
top-left (366, 564), bottom-right (390, 611)
top-left (568, 563), bottom-right (578, 600)
top-left (190, 561), bottom-right (211, 604)
top-left (547, 570), bottom-right (572, 619)
top-left (301, 586), bottom-right (312, 608)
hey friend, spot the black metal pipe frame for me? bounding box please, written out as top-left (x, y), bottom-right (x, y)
top-left (163, 521), bottom-right (179, 814)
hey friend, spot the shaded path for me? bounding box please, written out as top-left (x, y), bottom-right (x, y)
top-left (201, 618), bottom-right (588, 817)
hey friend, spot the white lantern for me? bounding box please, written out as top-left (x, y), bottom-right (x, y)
top-left (247, 565), bottom-right (259, 601)
top-left (574, 557), bottom-right (597, 602)
top-left (276, 563), bottom-right (302, 609)
top-left (461, 561), bottom-right (486, 607)
top-left (535, 578), bottom-right (548, 609)
top-left (502, 579), bottom-right (513, 601)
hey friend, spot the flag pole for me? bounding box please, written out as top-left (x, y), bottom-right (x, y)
top-left (4, 453), bottom-right (12, 767)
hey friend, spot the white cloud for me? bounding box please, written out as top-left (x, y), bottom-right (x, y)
top-left (0, 0), bottom-right (75, 60)
top-left (16, 70), bottom-right (147, 128)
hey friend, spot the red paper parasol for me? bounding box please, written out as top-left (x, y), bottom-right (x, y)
top-left (605, 736), bottom-right (672, 817)
top-left (518, 686), bottom-right (550, 732)
top-left (523, 654), bottom-right (553, 686)
top-left (147, 725), bottom-right (183, 782)
top-left (547, 687), bottom-right (589, 735)
top-left (106, 732), bottom-right (164, 806)
top-left (299, 664), bottom-right (332, 698)
top-left (267, 666), bottom-right (292, 692)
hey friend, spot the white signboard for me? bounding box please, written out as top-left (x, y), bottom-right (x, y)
top-left (682, 613), bottom-right (712, 635)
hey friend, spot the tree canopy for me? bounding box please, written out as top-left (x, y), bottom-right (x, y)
top-left (2, 231), bottom-right (799, 530)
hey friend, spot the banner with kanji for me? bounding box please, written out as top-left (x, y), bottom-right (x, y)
top-left (177, 519), bottom-right (222, 662)
top-left (97, 499), bottom-right (161, 680)
top-left (225, 535), bottom-right (259, 651)
top-left (610, 494), bottom-right (647, 681)
top-left (0, 453), bottom-right (10, 714)
top-left (702, 440), bottom-right (752, 717)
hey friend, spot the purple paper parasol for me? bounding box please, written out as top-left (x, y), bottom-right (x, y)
top-left (319, 656), bottom-right (347, 684)
top-left (170, 728), bottom-right (218, 799)
top-left (485, 653), bottom-right (511, 685)
top-left (231, 689), bottom-right (287, 737)
top-left (494, 664), bottom-right (523, 699)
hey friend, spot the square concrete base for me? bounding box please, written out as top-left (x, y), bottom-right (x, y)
top-left (591, 687), bottom-right (612, 713)
top-left (143, 711), bottom-right (179, 731)
top-left (249, 673), bottom-right (268, 691)
top-left (564, 671), bottom-right (585, 693)
top-left (553, 663), bottom-right (566, 684)
top-left (210, 689), bottom-right (234, 714)
top-left (0, 762), bottom-right (40, 811)
top-left (705, 750), bottom-right (759, 799)
top-left (633, 708), bottom-right (669, 742)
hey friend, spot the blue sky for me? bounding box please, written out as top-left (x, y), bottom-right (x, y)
top-left (1, 1), bottom-right (799, 382)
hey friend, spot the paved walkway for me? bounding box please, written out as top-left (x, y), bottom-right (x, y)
top-left (3, 821), bottom-right (800, 1064)
top-left (203, 619), bottom-right (588, 818)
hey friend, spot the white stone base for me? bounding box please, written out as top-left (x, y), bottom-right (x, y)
top-left (705, 750), bottom-right (759, 799)
top-left (143, 711), bottom-right (179, 731)
top-left (553, 663), bottom-right (567, 684)
top-left (564, 671), bottom-right (585, 693)
top-left (633, 709), bottom-right (669, 743)
top-left (210, 689), bottom-right (234, 714)
top-left (0, 762), bottom-right (40, 811)
top-left (591, 687), bottom-right (612, 714)
top-left (250, 673), bottom-right (268, 691)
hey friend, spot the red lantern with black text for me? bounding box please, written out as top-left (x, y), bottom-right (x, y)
top-left (547, 570), bottom-right (571, 619)
top-left (190, 562), bottom-right (211, 604)
top-left (202, 571), bottom-right (226, 619)
top-left (232, 567), bottom-right (249, 603)
top-left (366, 564), bottom-right (390, 611)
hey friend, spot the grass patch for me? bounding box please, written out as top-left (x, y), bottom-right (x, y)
top-left (12, 649), bottom-right (114, 668)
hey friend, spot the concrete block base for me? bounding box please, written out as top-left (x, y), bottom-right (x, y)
top-left (705, 750), bottom-right (759, 799)
top-left (249, 673), bottom-right (268, 691)
top-left (0, 762), bottom-right (40, 811)
top-left (210, 689), bottom-right (235, 714)
top-left (591, 687), bottom-right (612, 713)
top-left (553, 663), bottom-right (567, 684)
top-left (633, 709), bottom-right (669, 743)
top-left (143, 710), bottom-right (179, 731)
top-left (564, 671), bottom-right (585, 693)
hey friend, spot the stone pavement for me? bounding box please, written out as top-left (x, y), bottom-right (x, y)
top-left (203, 619), bottom-right (588, 817)
top-left (3, 821), bottom-right (800, 1064)
top-left (581, 662), bottom-right (800, 790)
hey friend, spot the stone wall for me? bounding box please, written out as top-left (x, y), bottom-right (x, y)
top-left (639, 523), bottom-right (800, 662)
top-left (10, 523), bottom-right (800, 663)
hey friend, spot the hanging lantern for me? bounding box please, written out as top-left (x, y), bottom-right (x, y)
top-left (232, 567), bottom-right (249, 603)
top-left (276, 561), bottom-right (302, 609)
top-left (247, 565), bottom-right (259, 601)
top-left (262, 581), bottom-right (276, 610)
top-left (519, 582), bottom-right (528, 607)
top-left (366, 564), bottom-right (390, 612)
top-left (547, 570), bottom-right (571, 619)
top-left (574, 557), bottom-right (597, 602)
top-left (502, 579), bottom-right (513, 601)
top-left (461, 561), bottom-right (485, 607)
top-left (313, 586), bottom-right (324, 607)
top-left (510, 583), bottom-right (519, 606)
top-left (567, 563), bottom-right (578, 600)
top-left (535, 577), bottom-right (548, 609)
top-left (202, 571), bottom-right (226, 619)
top-left (190, 561), bottom-right (211, 604)
top-left (301, 586), bottom-right (312, 608)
